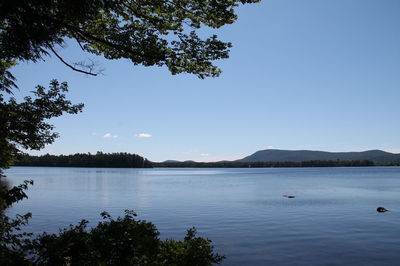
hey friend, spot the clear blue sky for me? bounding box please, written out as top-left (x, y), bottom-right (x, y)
top-left (11, 0), bottom-right (400, 162)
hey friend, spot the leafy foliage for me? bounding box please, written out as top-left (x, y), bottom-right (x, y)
top-left (32, 210), bottom-right (224, 265)
top-left (0, 80), bottom-right (83, 169)
top-left (0, 80), bottom-right (83, 263)
top-left (1, 0), bottom-right (260, 92)
top-left (0, 60), bottom-right (17, 94)
top-left (0, 180), bottom-right (34, 211)
top-left (157, 227), bottom-right (225, 265)
top-left (0, 212), bottom-right (33, 266)
top-left (0, 79), bottom-right (83, 214)
top-left (1, 210), bottom-right (224, 265)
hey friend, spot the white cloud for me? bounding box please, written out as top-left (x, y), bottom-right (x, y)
top-left (267, 145), bottom-right (275, 149)
top-left (103, 133), bottom-right (118, 138)
top-left (200, 153), bottom-right (209, 157)
top-left (135, 133), bottom-right (152, 138)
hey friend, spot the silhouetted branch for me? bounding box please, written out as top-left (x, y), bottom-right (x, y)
top-left (48, 46), bottom-right (97, 76)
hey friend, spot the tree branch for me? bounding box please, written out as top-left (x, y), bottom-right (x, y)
top-left (75, 38), bottom-right (86, 52)
top-left (48, 46), bottom-right (97, 76)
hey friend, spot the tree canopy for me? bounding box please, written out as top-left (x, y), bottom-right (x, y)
top-left (1, 0), bottom-right (260, 93)
top-left (0, 80), bottom-right (84, 169)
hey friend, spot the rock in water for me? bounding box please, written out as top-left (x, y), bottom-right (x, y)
top-left (377, 207), bottom-right (388, 213)
top-left (283, 195), bottom-right (295, 198)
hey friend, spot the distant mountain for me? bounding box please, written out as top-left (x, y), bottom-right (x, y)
top-left (238, 149), bottom-right (400, 163)
top-left (163, 160), bottom-right (181, 163)
top-left (162, 160), bottom-right (197, 163)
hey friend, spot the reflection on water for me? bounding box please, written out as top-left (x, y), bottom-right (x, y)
top-left (5, 166), bottom-right (400, 265)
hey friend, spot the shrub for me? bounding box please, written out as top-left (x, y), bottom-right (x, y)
top-left (31, 210), bottom-right (224, 265)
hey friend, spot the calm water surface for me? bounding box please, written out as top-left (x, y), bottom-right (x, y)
top-left (5, 167), bottom-right (400, 265)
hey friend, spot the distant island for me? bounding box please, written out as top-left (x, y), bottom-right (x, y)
top-left (14, 152), bottom-right (152, 168)
top-left (13, 149), bottom-right (400, 168)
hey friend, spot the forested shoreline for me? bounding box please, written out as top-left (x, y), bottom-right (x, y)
top-left (155, 160), bottom-right (377, 168)
top-left (14, 152), bottom-right (153, 168)
top-left (14, 153), bottom-right (400, 168)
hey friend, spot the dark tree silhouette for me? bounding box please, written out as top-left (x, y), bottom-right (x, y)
top-left (16, 152), bottom-right (153, 168)
top-left (1, 0), bottom-right (260, 92)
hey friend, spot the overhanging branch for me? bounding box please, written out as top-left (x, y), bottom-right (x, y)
top-left (48, 45), bottom-right (97, 76)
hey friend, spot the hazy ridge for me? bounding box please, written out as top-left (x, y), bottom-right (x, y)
top-left (238, 149), bottom-right (400, 163)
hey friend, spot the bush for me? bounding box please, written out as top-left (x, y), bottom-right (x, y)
top-left (31, 210), bottom-right (224, 265)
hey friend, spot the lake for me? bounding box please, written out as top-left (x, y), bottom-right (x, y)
top-left (5, 166), bottom-right (400, 265)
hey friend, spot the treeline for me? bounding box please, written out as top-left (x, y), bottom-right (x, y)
top-left (155, 160), bottom-right (376, 168)
top-left (15, 152), bottom-right (152, 168)
top-left (378, 161), bottom-right (400, 166)
top-left (16, 154), bottom-right (399, 168)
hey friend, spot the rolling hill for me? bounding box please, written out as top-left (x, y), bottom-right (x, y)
top-left (238, 149), bottom-right (400, 163)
